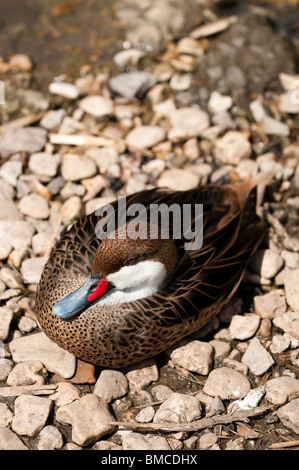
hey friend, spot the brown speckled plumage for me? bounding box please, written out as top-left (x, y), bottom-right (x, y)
top-left (35, 182), bottom-right (266, 368)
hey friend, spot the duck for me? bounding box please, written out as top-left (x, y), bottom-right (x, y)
top-left (35, 175), bottom-right (267, 368)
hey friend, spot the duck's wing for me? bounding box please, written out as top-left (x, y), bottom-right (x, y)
top-left (133, 183), bottom-right (267, 326)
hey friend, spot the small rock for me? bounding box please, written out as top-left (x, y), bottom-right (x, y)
top-left (37, 425), bottom-right (64, 450)
top-left (79, 95), bottom-right (114, 118)
top-left (270, 334), bottom-right (291, 354)
top-left (12, 395), bottom-right (53, 437)
top-left (126, 125), bottom-right (166, 149)
top-left (153, 392), bottom-right (201, 424)
top-left (214, 131), bottom-right (251, 165)
top-left (281, 250), bottom-right (299, 269)
top-left (191, 16), bottom-right (237, 39)
top-left (254, 290), bottom-right (287, 318)
top-left (61, 196), bottom-right (84, 226)
top-left (135, 406), bottom-right (155, 423)
top-left (21, 257), bottom-right (48, 284)
top-left (50, 382), bottom-right (81, 408)
top-left (248, 249), bottom-right (284, 279)
top-left (0, 127), bottom-right (47, 159)
top-left (0, 427), bottom-right (28, 450)
top-left (279, 91), bottom-right (299, 114)
top-left (86, 146), bottom-right (119, 174)
top-left (266, 377), bottom-right (299, 405)
top-left (19, 194), bottom-right (50, 219)
top-left (29, 152), bottom-right (60, 177)
top-left (0, 240), bottom-right (13, 260)
top-left (126, 359), bottom-right (158, 393)
top-left (113, 49), bottom-right (146, 67)
top-left (61, 154), bottom-right (97, 181)
top-left (203, 367), bottom-right (251, 400)
top-left (0, 307), bottom-right (14, 341)
top-left (157, 168), bottom-right (200, 191)
top-left (9, 332), bottom-right (76, 378)
top-left (208, 91), bottom-right (233, 114)
top-left (9, 53), bottom-right (33, 72)
top-left (168, 107), bottom-right (210, 141)
top-left (122, 432), bottom-right (170, 450)
top-left (0, 359), bottom-right (13, 381)
top-left (262, 116), bottom-right (290, 137)
top-left (93, 370), bottom-right (128, 402)
top-left (167, 339), bottom-right (214, 375)
top-left (229, 315), bottom-right (260, 340)
top-left (40, 109), bottom-right (67, 130)
top-left (0, 160), bottom-right (23, 186)
top-left (7, 360), bottom-right (45, 386)
top-left (0, 267), bottom-right (23, 288)
top-left (32, 231), bottom-right (52, 256)
top-left (198, 432), bottom-right (218, 450)
top-left (209, 339), bottom-right (231, 359)
top-left (108, 71), bottom-right (157, 99)
top-left (0, 199), bottom-right (22, 221)
top-left (18, 316), bottom-right (37, 334)
top-left (276, 397), bottom-right (299, 434)
top-left (48, 81), bottom-right (80, 99)
top-left (169, 73), bottom-right (192, 91)
top-left (284, 269), bottom-right (299, 311)
top-left (241, 338), bottom-right (275, 376)
top-left (55, 394), bottom-right (115, 447)
top-left (0, 403), bottom-right (14, 428)
top-left (273, 311), bottom-right (299, 340)
top-left (0, 220), bottom-right (35, 250)
top-left (151, 384), bottom-right (174, 402)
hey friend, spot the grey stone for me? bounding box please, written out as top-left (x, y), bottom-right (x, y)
top-left (0, 127), bottom-right (47, 158)
top-left (55, 394), bottom-right (115, 447)
top-left (9, 332), bottom-right (76, 378)
top-left (241, 338), bottom-right (275, 376)
top-left (273, 311), bottom-right (299, 340)
top-left (109, 71), bottom-right (157, 99)
top-left (12, 395), bottom-right (52, 437)
top-left (122, 432), bottom-right (170, 450)
top-left (126, 125), bottom-right (166, 149)
top-left (203, 367), bottom-right (251, 400)
top-left (276, 397), bottom-right (299, 434)
top-left (214, 131), bottom-right (251, 165)
top-left (7, 360), bottom-right (46, 386)
top-left (19, 194), bottom-right (50, 219)
top-left (21, 257), bottom-right (48, 284)
top-left (0, 427), bottom-right (28, 450)
top-left (0, 403), bottom-right (14, 428)
top-left (0, 307), bottom-right (14, 341)
top-left (28, 152), bottom-right (60, 177)
top-left (266, 377), bottom-right (299, 405)
top-left (254, 290), bottom-right (287, 318)
top-left (93, 369), bottom-right (128, 402)
top-left (61, 154), bottom-right (97, 181)
top-left (40, 109), bottom-right (67, 130)
top-left (0, 199), bottom-right (22, 220)
top-left (229, 314), bottom-right (260, 340)
top-left (153, 392), bottom-right (201, 424)
top-left (37, 425), bottom-right (64, 450)
top-left (249, 249), bottom-right (284, 279)
top-left (168, 107), bottom-right (210, 141)
top-left (126, 358), bottom-right (159, 393)
top-left (284, 269), bottom-right (299, 311)
top-left (167, 339), bottom-right (214, 375)
top-left (79, 95), bottom-right (114, 117)
top-left (0, 160), bottom-right (23, 186)
top-left (0, 220), bottom-right (35, 250)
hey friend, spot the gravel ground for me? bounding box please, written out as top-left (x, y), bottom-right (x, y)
top-left (0, 0), bottom-right (299, 451)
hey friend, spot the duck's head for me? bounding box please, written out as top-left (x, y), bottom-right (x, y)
top-left (52, 223), bottom-right (178, 318)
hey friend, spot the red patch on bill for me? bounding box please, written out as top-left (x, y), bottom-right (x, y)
top-left (87, 278), bottom-right (108, 302)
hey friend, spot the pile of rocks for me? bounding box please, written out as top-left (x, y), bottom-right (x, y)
top-left (0, 6), bottom-right (299, 450)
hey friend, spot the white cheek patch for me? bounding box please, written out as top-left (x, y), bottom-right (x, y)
top-left (107, 260), bottom-right (167, 290)
top-left (98, 261), bottom-right (167, 306)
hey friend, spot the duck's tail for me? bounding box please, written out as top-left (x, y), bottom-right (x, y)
top-left (225, 171), bottom-right (272, 209)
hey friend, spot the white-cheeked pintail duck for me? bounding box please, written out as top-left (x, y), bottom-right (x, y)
top-left (36, 176), bottom-right (267, 368)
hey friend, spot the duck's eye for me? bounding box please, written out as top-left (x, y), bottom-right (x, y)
top-left (125, 257), bottom-right (136, 266)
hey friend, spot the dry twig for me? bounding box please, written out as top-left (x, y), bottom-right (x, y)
top-left (111, 405), bottom-right (271, 433)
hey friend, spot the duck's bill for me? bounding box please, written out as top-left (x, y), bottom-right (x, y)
top-left (52, 275), bottom-right (110, 318)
